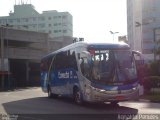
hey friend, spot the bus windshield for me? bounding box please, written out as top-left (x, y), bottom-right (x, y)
top-left (88, 49), bottom-right (137, 84)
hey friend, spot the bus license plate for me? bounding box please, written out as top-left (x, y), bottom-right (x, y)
top-left (115, 96), bottom-right (124, 100)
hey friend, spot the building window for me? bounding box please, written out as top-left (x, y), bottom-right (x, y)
top-left (48, 24), bottom-right (52, 27)
top-left (63, 30), bottom-right (67, 33)
top-left (39, 17), bottom-right (45, 21)
top-left (58, 23), bottom-right (61, 25)
top-left (49, 30), bottom-right (52, 34)
top-left (53, 16), bottom-right (57, 19)
top-left (54, 23), bottom-right (57, 26)
top-left (25, 18), bottom-right (29, 22)
top-left (33, 17), bottom-right (36, 21)
top-left (54, 30), bottom-right (58, 33)
top-left (21, 18), bottom-right (28, 22)
top-left (2, 19), bottom-right (7, 24)
top-left (62, 16), bottom-right (67, 19)
top-left (62, 23), bottom-right (67, 26)
top-left (59, 30), bottom-right (61, 32)
top-left (58, 16), bottom-right (61, 18)
top-left (17, 18), bottom-right (20, 23)
top-left (8, 19), bottom-right (13, 23)
top-left (38, 23), bottom-right (45, 28)
top-left (32, 24), bottom-right (36, 28)
top-left (48, 17), bottom-right (51, 20)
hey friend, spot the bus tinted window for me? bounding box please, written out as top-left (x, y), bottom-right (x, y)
top-left (54, 51), bottom-right (78, 70)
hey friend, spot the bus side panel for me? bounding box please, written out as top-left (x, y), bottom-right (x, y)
top-left (50, 68), bottom-right (79, 96)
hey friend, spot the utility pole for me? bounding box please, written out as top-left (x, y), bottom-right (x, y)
top-left (109, 31), bottom-right (119, 42)
top-left (0, 27), bottom-right (4, 90)
top-left (153, 28), bottom-right (156, 61)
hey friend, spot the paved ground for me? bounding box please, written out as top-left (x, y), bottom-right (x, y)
top-left (0, 87), bottom-right (160, 120)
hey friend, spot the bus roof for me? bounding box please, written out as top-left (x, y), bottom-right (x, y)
top-left (87, 42), bottom-right (130, 50)
top-left (42, 42), bottom-right (130, 59)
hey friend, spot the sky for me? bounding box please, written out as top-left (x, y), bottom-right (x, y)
top-left (0, 0), bottom-right (127, 43)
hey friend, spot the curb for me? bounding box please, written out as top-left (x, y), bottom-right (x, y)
top-left (139, 99), bottom-right (151, 102)
top-left (139, 99), bottom-right (160, 103)
top-left (0, 87), bottom-right (39, 92)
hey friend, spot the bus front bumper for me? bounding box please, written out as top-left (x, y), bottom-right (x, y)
top-left (84, 87), bottom-right (139, 103)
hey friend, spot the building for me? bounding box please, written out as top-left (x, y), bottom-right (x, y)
top-left (0, 3), bottom-right (74, 90)
top-left (0, 26), bottom-right (73, 90)
top-left (118, 35), bottom-right (128, 43)
top-left (0, 27), bottom-right (48, 89)
top-left (0, 3), bottom-right (73, 39)
top-left (127, 0), bottom-right (160, 61)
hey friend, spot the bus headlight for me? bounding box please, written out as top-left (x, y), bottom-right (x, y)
top-left (132, 86), bottom-right (137, 91)
top-left (100, 89), bottom-right (105, 92)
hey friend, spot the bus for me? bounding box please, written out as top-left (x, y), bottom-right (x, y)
top-left (40, 42), bottom-right (143, 104)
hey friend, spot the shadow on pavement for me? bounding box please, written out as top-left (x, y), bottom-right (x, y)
top-left (2, 96), bottom-right (138, 120)
top-left (1, 87), bottom-right (39, 93)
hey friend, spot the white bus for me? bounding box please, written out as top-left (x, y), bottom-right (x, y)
top-left (40, 42), bottom-right (143, 104)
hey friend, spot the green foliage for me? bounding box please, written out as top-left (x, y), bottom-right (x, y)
top-left (143, 76), bottom-right (160, 92)
top-left (141, 94), bottom-right (160, 102)
top-left (146, 61), bottom-right (160, 76)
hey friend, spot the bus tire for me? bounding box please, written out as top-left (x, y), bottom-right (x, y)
top-left (73, 88), bottom-right (83, 104)
top-left (48, 86), bottom-right (58, 98)
top-left (48, 86), bottom-right (53, 98)
top-left (111, 101), bottom-right (119, 106)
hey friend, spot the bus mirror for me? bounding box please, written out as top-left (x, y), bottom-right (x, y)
top-left (132, 50), bottom-right (144, 65)
top-left (81, 51), bottom-right (91, 58)
top-left (79, 58), bottom-right (83, 65)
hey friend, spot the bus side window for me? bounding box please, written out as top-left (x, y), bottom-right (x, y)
top-left (54, 51), bottom-right (78, 71)
top-left (68, 51), bottom-right (78, 70)
top-left (55, 53), bottom-right (62, 70)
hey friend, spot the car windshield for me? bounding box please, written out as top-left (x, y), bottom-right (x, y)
top-left (88, 49), bottom-right (137, 83)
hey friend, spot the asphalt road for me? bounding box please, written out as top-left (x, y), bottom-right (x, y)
top-left (0, 87), bottom-right (160, 120)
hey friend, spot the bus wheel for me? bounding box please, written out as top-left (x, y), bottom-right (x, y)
top-left (111, 101), bottom-right (119, 106)
top-left (73, 88), bottom-right (83, 104)
top-left (48, 86), bottom-right (58, 98)
top-left (48, 86), bottom-right (53, 98)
